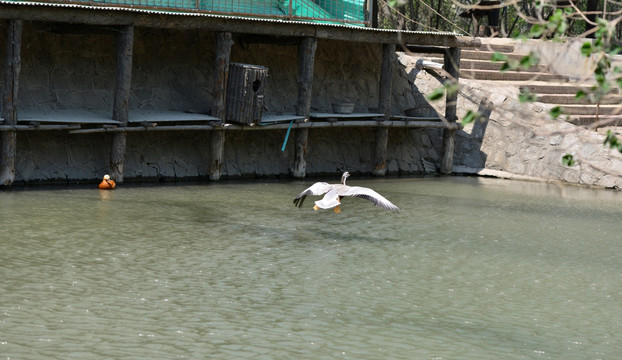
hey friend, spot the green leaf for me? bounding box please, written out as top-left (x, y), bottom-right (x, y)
top-left (500, 62), bottom-right (512, 72)
top-left (427, 87), bottom-right (445, 101)
top-left (518, 89), bottom-right (537, 103)
top-left (603, 130), bottom-right (620, 149)
top-left (562, 154), bottom-right (575, 166)
top-left (518, 53), bottom-right (539, 70)
top-left (529, 24), bottom-right (544, 38)
top-left (444, 83), bottom-right (460, 98)
top-left (580, 42), bottom-right (593, 57)
top-left (462, 110), bottom-right (477, 125)
top-left (549, 106), bottom-right (563, 119)
top-left (491, 52), bottom-right (508, 62)
top-left (575, 89), bottom-right (587, 99)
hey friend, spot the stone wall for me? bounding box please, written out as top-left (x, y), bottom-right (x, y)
top-left (399, 51), bottom-right (622, 189)
top-left (453, 80), bottom-right (622, 188)
top-left (4, 22), bottom-right (438, 184)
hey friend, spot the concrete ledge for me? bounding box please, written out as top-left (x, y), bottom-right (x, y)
top-left (453, 165), bottom-right (550, 182)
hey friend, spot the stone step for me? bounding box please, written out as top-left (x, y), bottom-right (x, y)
top-left (477, 44), bottom-right (515, 53)
top-left (520, 84), bottom-right (593, 94)
top-left (461, 69), bottom-right (568, 82)
top-left (567, 114), bottom-right (622, 127)
top-left (428, 58), bottom-right (547, 72)
top-left (460, 50), bottom-right (527, 61)
top-left (560, 104), bottom-right (621, 115)
top-left (537, 93), bottom-right (622, 105)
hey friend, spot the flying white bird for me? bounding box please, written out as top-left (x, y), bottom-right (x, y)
top-left (293, 172), bottom-right (399, 213)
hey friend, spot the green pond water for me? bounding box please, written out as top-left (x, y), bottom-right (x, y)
top-left (1, 176), bottom-right (621, 359)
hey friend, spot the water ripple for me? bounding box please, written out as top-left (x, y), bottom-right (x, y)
top-left (1, 178), bottom-right (621, 359)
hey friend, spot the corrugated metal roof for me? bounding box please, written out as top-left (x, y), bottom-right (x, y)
top-left (0, 0), bottom-right (458, 36)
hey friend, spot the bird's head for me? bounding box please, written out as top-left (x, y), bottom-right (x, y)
top-left (341, 171), bottom-right (350, 184)
top-left (103, 174), bottom-right (111, 181)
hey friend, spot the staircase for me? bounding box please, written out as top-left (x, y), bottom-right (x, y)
top-left (419, 40), bottom-right (622, 128)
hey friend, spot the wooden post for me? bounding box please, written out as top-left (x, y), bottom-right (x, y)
top-left (210, 32), bottom-right (233, 181)
top-left (293, 37), bottom-right (317, 178)
top-left (440, 47), bottom-right (461, 174)
top-left (0, 20), bottom-right (22, 186)
top-left (373, 43), bottom-right (394, 176)
top-left (110, 25), bottom-right (134, 182)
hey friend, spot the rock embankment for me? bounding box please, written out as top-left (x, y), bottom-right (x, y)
top-left (401, 38), bottom-right (622, 188)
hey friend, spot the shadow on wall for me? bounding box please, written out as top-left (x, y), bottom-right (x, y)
top-left (458, 98), bottom-right (492, 168)
top-left (395, 51), bottom-right (495, 172)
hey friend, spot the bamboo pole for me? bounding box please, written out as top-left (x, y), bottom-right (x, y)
top-left (110, 25), bottom-right (134, 182)
top-left (210, 31), bottom-right (233, 181)
top-left (440, 47), bottom-right (461, 175)
top-left (0, 20), bottom-right (22, 186)
top-left (67, 120), bottom-right (460, 134)
top-left (1, 124), bottom-right (81, 131)
top-left (293, 37), bottom-right (317, 179)
top-left (373, 43), bottom-right (395, 176)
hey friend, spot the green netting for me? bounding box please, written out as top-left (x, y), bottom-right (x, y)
top-left (200, 0), bottom-right (286, 15)
top-left (10, 0), bottom-right (368, 25)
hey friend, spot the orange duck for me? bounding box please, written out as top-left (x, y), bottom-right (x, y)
top-left (98, 174), bottom-right (116, 190)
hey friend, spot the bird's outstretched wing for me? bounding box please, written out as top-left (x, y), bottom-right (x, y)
top-left (339, 186), bottom-right (400, 212)
top-left (293, 182), bottom-right (333, 208)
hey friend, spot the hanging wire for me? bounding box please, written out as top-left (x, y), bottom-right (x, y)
top-left (377, 0), bottom-right (471, 35)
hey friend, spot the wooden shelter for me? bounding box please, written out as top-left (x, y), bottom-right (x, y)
top-left (0, 0), bottom-right (479, 185)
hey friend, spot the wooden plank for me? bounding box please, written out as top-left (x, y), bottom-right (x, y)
top-left (210, 32), bottom-right (233, 181)
top-left (441, 47), bottom-right (461, 175)
top-left (127, 110), bottom-right (218, 123)
top-left (310, 112), bottom-right (383, 119)
top-left (18, 109), bottom-right (120, 124)
top-left (1, 19), bottom-right (22, 186)
top-left (110, 25), bottom-right (134, 182)
top-left (259, 114), bottom-right (306, 124)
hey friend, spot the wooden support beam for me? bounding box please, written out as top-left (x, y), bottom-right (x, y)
top-left (378, 43), bottom-right (394, 120)
top-left (373, 127), bottom-right (389, 175)
top-left (110, 25), bottom-right (133, 182)
top-left (209, 31), bottom-right (233, 181)
top-left (293, 37), bottom-right (317, 179)
top-left (373, 43), bottom-right (395, 176)
top-left (440, 47), bottom-right (461, 175)
top-left (295, 37), bottom-right (317, 118)
top-left (0, 20), bottom-right (22, 186)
